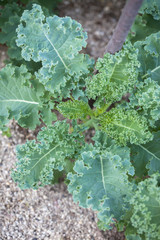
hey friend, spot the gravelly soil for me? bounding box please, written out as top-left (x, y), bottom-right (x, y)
top-left (0, 122), bottom-right (125, 240)
top-left (59, 0), bottom-right (125, 58)
top-left (0, 0), bottom-right (126, 239)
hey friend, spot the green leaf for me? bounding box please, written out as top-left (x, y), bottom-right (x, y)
top-left (68, 146), bottom-right (133, 228)
top-left (40, 108), bottom-right (57, 125)
top-left (99, 108), bottom-right (153, 146)
top-left (16, 4), bottom-right (94, 98)
top-left (92, 130), bottom-right (116, 149)
top-left (136, 32), bottom-right (160, 83)
top-left (93, 131), bottom-right (134, 176)
top-left (126, 234), bottom-right (142, 240)
top-left (129, 78), bottom-right (160, 127)
top-left (0, 64), bottom-right (40, 129)
top-left (57, 100), bottom-right (92, 120)
top-left (146, 131), bottom-right (160, 174)
top-left (128, 174), bottom-right (160, 240)
top-left (0, 0), bottom-right (19, 5)
top-left (129, 14), bottom-right (160, 44)
top-left (130, 130), bottom-right (160, 177)
top-left (12, 121), bottom-right (84, 189)
top-left (2, 127), bottom-right (11, 138)
top-left (0, 2), bottom-right (22, 27)
top-left (86, 42), bottom-right (139, 107)
top-left (126, 235), bottom-right (142, 240)
top-left (37, 0), bottom-right (63, 10)
top-left (0, 3), bottom-right (23, 60)
top-left (0, 64), bottom-right (56, 129)
top-left (0, 2), bottom-right (49, 73)
top-left (154, 119), bottom-right (160, 131)
top-left (131, 145), bottom-right (149, 178)
top-left (140, 0), bottom-right (160, 20)
top-left (129, 0), bottom-right (160, 45)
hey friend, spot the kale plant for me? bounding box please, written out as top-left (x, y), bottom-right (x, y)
top-left (0, 0), bottom-right (160, 239)
top-left (0, 0), bottom-right (62, 70)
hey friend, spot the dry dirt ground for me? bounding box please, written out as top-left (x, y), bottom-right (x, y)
top-left (0, 0), bottom-right (126, 239)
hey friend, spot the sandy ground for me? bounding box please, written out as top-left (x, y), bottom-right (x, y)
top-left (0, 0), bottom-right (126, 239)
top-left (0, 122), bottom-right (125, 240)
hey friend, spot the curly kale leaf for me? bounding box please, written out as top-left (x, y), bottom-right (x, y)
top-left (57, 100), bottom-right (92, 120)
top-left (92, 130), bottom-right (117, 150)
top-left (0, 2), bottom-right (49, 72)
top-left (129, 0), bottom-right (160, 44)
top-left (131, 131), bottom-right (160, 177)
top-left (140, 0), bottom-right (160, 20)
top-left (0, 64), bottom-right (56, 129)
top-left (129, 14), bottom-right (160, 44)
top-left (93, 131), bottom-right (134, 176)
top-left (99, 108), bottom-right (153, 146)
top-left (125, 174), bottom-right (160, 240)
top-left (68, 143), bottom-right (134, 229)
top-left (135, 32), bottom-right (160, 83)
top-left (0, 2), bottom-right (23, 60)
top-left (86, 43), bottom-right (140, 107)
top-left (12, 121), bottom-right (84, 189)
top-left (16, 4), bottom-right (94, 98)
top-left (129, 78), bottom-right (160, 127)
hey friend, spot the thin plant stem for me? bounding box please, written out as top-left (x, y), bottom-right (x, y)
top-left (105, 0), bottom-right (144, 54)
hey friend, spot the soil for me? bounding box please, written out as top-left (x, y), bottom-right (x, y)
top-left (58, 0), bottom-right (125, 59)
top-left (0, 0), bottom-right (126, 239)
